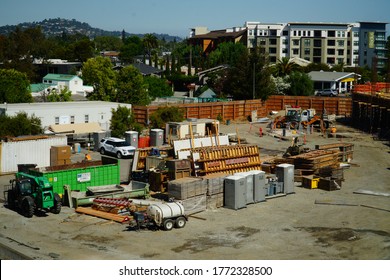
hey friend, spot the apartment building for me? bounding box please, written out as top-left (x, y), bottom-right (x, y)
top-left (191, 21), bottom-right (387, 70)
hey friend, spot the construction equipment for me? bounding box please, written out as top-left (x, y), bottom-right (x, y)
top-left (283, 137), bottom-right (310, 157)
top-left (5, 172), bottom-right (61, 218)
top-left (129, 202), bottom-right (187, 231)
top-left (273, 106), bottom-right (332, 129)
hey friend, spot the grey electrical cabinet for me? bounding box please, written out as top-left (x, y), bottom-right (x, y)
top-left (125, 131), bottom-right (138, 148)
top-left (150, 128), bottom-right (164, 147)
top-left (276, 163), bottom-right (295, 194)
top-left (224, 175), bottom-right (247, 210)
top-left (234, 172), bottom-right (254, 204)
top-left (247, 170), bottom-right (266, 203)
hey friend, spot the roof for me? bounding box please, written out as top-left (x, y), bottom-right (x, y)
top-left (308, 71), bottom-right (359, 82)
top-left (131, 63), bottom-right (163, 76)
top-left (30, 83), bottom-right (51, 92)
top-left (49, 122), bottom-right (104, 134)
top-left (198, 88), bottom-right (217, 99)
top-left (191, 29), bottom-right (246, 39)
top-left (43, 74), bottom-right (79, 81)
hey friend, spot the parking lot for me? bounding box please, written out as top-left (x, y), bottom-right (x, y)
top-left (0, 119), bottom-right (389, 260)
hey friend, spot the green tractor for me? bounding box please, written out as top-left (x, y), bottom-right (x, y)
top-left (5, 172), bottom-right (61, 218)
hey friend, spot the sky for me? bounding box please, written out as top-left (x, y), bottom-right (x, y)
top-left (1, 0), bottom-right (389, 38)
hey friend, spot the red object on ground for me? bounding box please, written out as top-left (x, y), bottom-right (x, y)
top-left (259, 127), bottom-right (263, 137)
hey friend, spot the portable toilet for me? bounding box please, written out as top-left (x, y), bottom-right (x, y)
top-left (150, 128), bottom-right (164, 147)
top-left (125, 131), bottom-right (138, 148)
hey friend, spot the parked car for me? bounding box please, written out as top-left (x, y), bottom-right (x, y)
top-left (316, 89), bottom-right (338, 97)
top-left (99, 137), bottom-right (136, 159)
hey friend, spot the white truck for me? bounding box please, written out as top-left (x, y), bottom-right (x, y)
top-left (130, 202), bottom-right (187, 231)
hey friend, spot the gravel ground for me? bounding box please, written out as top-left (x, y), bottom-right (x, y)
top-left (0, 118), bottom-right (389, 260)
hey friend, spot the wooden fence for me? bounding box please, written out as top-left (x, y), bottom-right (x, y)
top-left (133, 95), bottom-right (353, 125)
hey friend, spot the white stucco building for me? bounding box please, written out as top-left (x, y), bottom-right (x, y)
top-left (0, 101), bottom-right (132, 133)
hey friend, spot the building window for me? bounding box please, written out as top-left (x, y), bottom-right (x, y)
top-left (328, 30), bottom-right (335, 37)
top-left (293, 30), bottom-right (297, 36)
top-left (353, 40), bottom-right (359, 46)
top-left (70, 116), bottom-right (75, 124)
top-left (249, 30), bottom-right (254, 36)
top-left (327, 57), bottom-right (335, 64)
top-left (85, 115), bottom-right (89, 123)
top-left (337, 40), bottom-right (345, 47)
top-left (327, 40), bottom-right (335, 46)
top-left (313, 49), bottom-right (322, 56)
top-left (304, 39), bottom-right (310, 46)
top-left (282, 48), bottom-right (288, 54)
top-left (55, 117), bottom-right (59, 125)
top-left (327, 49), bottom-right (335, 55)
top-left (337, 31), bottom-right (345, 37)
top-left (298, 31), bottom-right (301, 36)
top-left (293, 39), bottom-right (299, 46)
top-left (269, 38), bottom-right (277, 45)
top-left (292, 49), bottom-right (299, 55)
top-left (353, 32), bottom-right (359, 37)
top-left (314, 40), bottom-right (322, 47)
top-left (269, 48), bottom-right (277, 54)
top-left (283, 30), bottom-right (289, 36)
top-left (337, 58), bottom-right (344, 64)
top-left (314, 30), bottom-right (321, 37)
top-left (304, 48), bottom-right (310, 55)
top-left (338, 49), bottom-right (344, 56)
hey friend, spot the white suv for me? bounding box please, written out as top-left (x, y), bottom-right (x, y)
top-left (99, 137), bottom-right (136, 159)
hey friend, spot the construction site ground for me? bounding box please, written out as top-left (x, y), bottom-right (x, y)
top-left (0, 118), bottom-right (389, 260)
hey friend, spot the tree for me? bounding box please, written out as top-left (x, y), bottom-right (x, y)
top-left (223, 47), bottom-right (273, 101)
top-left (287, 71), bottom-right (314, 96)
top-left (149, 106), bottom-right (184, 129)
top-left (304, 63), bottom-right (330, 73)
top-left (94, 36), bottom-right (123, 52)
top-left (207, 42), bottom-right (247, 68)
top-left (46, 87), bottom-right (72, 102)
top-left (142, 34), bottom-right (158, 66)
top-left (0, 69), bottom-right (33, 103)
top-left (0, 112), bottom-right (43, 138)
top-left (143, 76), bottom-right (173, 99)
top-left (110, 105), bottom-right (142, 137)
top-left (274, 57), bottom-right (300, 77)
top-left (270, 76), bottom-right (291, 95)
top-left (82, 57), bottom-right (117, 101)
top-left (119, 36), bottom-right (143, 63)
top-left (116, 66), bottom-right (149, 105)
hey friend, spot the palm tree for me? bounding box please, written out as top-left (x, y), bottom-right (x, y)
top-left (142, 34), bottom-right (158, 66)
top-left (275, 57), bottom-right (299, 77)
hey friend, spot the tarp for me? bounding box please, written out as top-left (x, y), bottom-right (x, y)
top-left (49, 122), bottom-right (104, 134)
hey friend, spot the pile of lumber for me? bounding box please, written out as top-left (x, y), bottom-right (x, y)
top-left (286, 150), bottom-right (339, 171)
top-left (315, 143), bottom-right (354, 162)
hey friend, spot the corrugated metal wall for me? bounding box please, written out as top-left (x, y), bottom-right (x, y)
top-left (0, 136), bottom-right (67, 174)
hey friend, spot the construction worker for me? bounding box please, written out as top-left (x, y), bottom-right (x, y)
top-left (84, 153), bottom-right (91, 161)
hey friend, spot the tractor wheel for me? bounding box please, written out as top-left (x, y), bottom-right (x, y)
top-left (7, 190), bottom-right (15, 209)
top-left (175, 217), bottom-right (186, 229)
top-left (51, 193), bottom-right (62, 214)
top-left (290, 122), bottom-right (298, 129)
top-left (163, 219), bottom-right (174, 231)
top-left (21, 196), bottom-right (35, 218)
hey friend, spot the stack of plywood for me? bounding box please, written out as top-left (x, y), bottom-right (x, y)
top-left (168, 177), bottom-right (207, 215)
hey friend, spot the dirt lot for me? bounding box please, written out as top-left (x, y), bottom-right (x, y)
top-left (0, 118), bottom-right (389, 260)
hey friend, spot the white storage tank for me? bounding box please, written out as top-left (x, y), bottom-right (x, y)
top-left (147, 202), bottom-right (185, 225)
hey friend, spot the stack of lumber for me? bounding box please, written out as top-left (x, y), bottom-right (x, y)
top-left (286, 150), bottom-right (339, 172)
top-left (315, 143), bottom-right (354, 162)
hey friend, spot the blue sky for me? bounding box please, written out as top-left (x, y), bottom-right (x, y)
top-left (1, 0), bottom-right (389, 37)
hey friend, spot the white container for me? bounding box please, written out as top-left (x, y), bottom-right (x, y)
top-left (147, 202), bottom-right (185, 225)
top-left (0, 135), bottom-right (67, 174)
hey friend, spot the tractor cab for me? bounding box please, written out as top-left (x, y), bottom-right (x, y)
top-left (16, 178), bottom-right (34, 196)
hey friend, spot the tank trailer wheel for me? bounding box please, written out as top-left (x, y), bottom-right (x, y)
top-left (163, 219), bottom-right (174, 231)
top-left (175, 217), bottom-right (186, 228)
